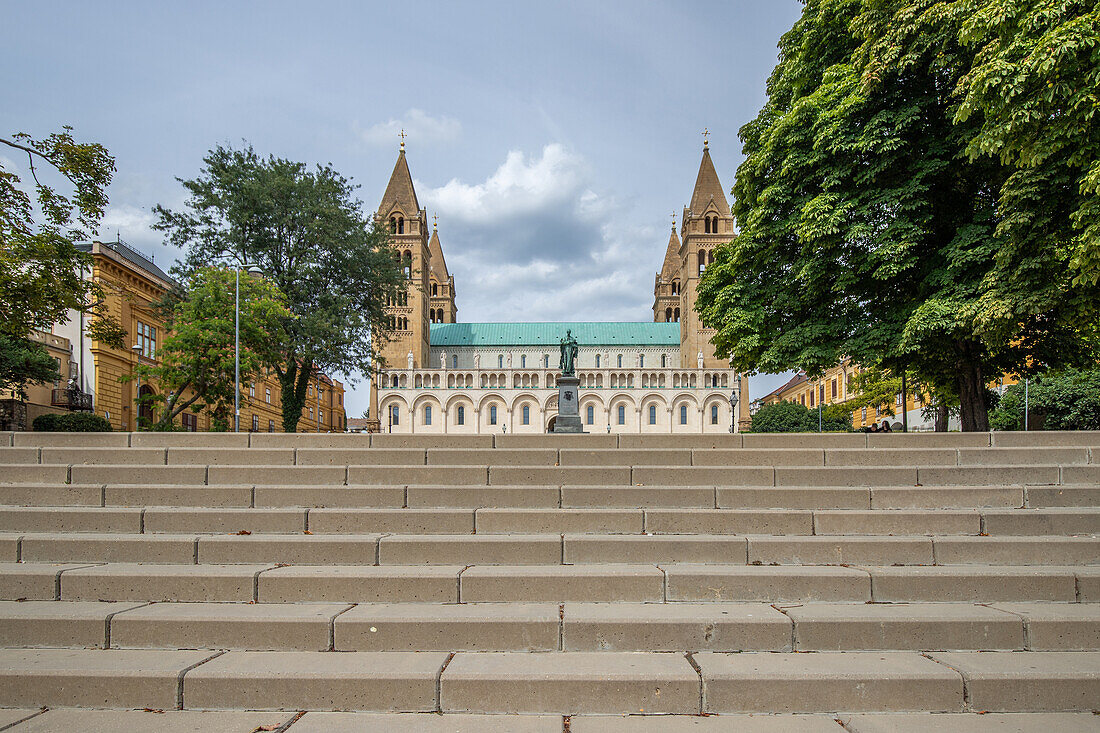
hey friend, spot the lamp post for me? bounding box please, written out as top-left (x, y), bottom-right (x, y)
top-left (729, 387), bottom-right (739, 433)
top-left (233, 263), bottom-right (263, 433)
top-left (131, 343), bottom-right (142, 430)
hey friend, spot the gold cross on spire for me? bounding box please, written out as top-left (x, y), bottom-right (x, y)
top-left (399, 129), bottom-right (407, 150)
top-left (670, 212), bottom-right (677, 229)
top-left (702, 127), bottom-right (709, 149)
top-left (432, 213), bottom-right (438, 230)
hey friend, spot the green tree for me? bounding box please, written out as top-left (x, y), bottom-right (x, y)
top-left (1, 127), bottom-right (125, 397)
top-left (696, 0), bottom-right (1100, 432)
top-left (750, 400), bottom-right (852, 433)
top-left (990, 368), bottom-right (1100, 431)
top-left (125, 267), bottom-right (291, 431)
top-left (955, 0), bottom-right (1100, 285)
top-left (154, 144), bottom-right (405, 432)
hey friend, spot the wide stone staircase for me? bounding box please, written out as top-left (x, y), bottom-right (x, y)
top-left (0, 430), bottom-right (1097, 731)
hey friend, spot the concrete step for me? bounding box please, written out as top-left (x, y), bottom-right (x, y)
top-left (59, 563), bottom-right (271, 602)
top-left (257, 565), bottom-right (464, 603)
top-left (567, 713), bottom-right (1100, 733)
top-left (333, 602), bottom-right (560, 651)
top-left (927, 651), bottom-right (1100, 711)
top-left (695, 650), bottom-right (962, 713)
top-left (460, 565), bottom-right (665, 602)
top-left (20, 533), bottom-right (198, 563)
top-left (439, 651), bottom-right (701, 714)
top-left (0, 709), bottom-right (296, 732)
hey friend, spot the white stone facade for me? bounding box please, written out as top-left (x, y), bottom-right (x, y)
top-left (377, 367), bottom-right (742, 434)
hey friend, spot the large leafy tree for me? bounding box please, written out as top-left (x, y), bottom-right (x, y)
top-left (697, 0), bottom-right (1100, 431)
top-left (155, 144), bottom-right (405, 432)
top-left (126, 267), bottom-right (290, 431)
top-left (1, 128), bottom-right (125, 396)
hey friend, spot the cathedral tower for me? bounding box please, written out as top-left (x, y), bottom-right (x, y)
top-left (428, 218), bottom-right (457, 324)
top-left (376, 140), bottom-right (431, 370)
top-left (678, 134), bottom-right (734, 368)
top-left (652, 218), bottom-right (682, 323)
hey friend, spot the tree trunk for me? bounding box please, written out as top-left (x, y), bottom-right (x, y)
top-left (934, 402), bottom-right (949, 432)
top-left (277, 357), bottom-right (313, 433)
top-left (955, 342), bottom-right (989, 432)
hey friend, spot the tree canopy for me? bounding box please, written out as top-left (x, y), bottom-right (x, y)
top-left (127, 266), bottom-right (290, 432)
top-left (0, 127), bottom-right (125, 398)
top-left (155, 144), bottom-right (406, 431)
top-left (696, 0), bottom-right (1100, 432)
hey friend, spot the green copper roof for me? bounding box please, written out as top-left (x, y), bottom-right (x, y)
top-left (429, 322), bottom-right (680, 347)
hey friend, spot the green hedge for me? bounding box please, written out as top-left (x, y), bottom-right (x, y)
top-left (749, 400), bottom-right (852, 433)
top-left (32, 412), bottom-right (113, 432)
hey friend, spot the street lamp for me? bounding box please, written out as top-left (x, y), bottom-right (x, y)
top-left (729, 387), bottom-right (739, 433)
top-left (131, 343), bottom-right (142, 430)
top-left (233, 263), bottom-right (263, 432)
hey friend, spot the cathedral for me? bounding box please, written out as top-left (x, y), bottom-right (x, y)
top-left (369, 137), bottom-right (750, 434)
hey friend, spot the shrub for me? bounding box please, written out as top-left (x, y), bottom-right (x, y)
top-left (32, 412), bottom-right (112, 432)
top-left (750, 400), bottom-right (851, 433)
top-left (990, 368), bottom-right (1100, 431)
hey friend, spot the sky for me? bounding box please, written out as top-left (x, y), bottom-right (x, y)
top-left (2, 0), bottom-right (804, 419)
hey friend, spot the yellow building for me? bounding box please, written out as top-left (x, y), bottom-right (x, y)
top-left (37, 240), bottom-right (347, 433)
top-left (0, 329), bottom-right (79, 430)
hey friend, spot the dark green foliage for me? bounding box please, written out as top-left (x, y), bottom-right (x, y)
top-left (0, 336), bottom-right (60, 399)
top-left (990, 369), bottom-right (1100, 431)
top-left (155, 144), bottom-right (405, 432)
top-left (750, 400), bottom-right (852, 433)
top-left (696, 0), bottom-right (1100, 432)
top-left (32, 412), bottom-right (112, 432)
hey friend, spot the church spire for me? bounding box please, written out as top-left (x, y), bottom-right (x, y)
top-left (660, 215), bottom-right (681, 279)
top-left (378, 137), bottom-right (420, 217)
top-left (688, 135), bottom-right (729, 216)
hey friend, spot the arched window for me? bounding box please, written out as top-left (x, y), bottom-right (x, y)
top-left (595, 354), bottom-right (601, 368)
top-left (521, 355), bottom-right (526, 368)
top-left (616, 354), bottom-right (623, 368)
top-left (397, 217), bottom-right (404, 234)
top-left (680, 404), bottom-right (688, 424)
top-left (432, 283), bottom-right (438, 296)
top-left (390, 405), bottom-right (400, 425)
top-left (457, 405), bottom-right (465, 425)
top-left (489, 404), bottom-right (498, 425)
top-left (498, 354), bottom-right (504, 368)
top-left (661, 354), bottom-right (667, 368)
top-left (586, 404), bottom-right (594, 425)
top-left (639, 354), bottom-right (644, 368)
top-left (390, 217), bottom-right (397, 234)
top-left (649, 404), bottom-right (657, 425)
top-left (708, 250), bottom-right (715, 265)
top-left (452, 354), bottom-right (458, 368)
top-left (673, 308), bottom-right (680, 321)
top-left (424, 405), bottom-right (432, 425)
top-left (617, 404), bottom-right (625, 425)
top-left (698, 249), bottom-right (706, 275)
top-left (522, 404), bottom-right (530, 425)
top-left (665, 307), bottom-right (672, 321)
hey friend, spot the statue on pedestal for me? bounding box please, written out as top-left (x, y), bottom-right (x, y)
top-left (559, 330), bottom-right (579, 377)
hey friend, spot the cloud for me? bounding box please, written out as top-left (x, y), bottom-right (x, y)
top-left (417, 144), bottom-right (663, 323)
top-left (357, 109), bottom-right (461, 147)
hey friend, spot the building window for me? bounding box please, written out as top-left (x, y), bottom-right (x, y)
top-left (639, 354), bottom-right (644, 368)
top-left (490, 405), bottom-right (497, 425)
top-left (308, 385), bottom-right (313, 398)
top-left (249, 383), bottom-right (255, 398)
top-left (595, 354), bottom-right (601, 368)
top-left (661, 354), bottom-right (667, 368)
top-left (586, 404), bottom-right (594, 425)
top-left (391, 405), bottom-right (400, 425)
top-left (181, 413), bottom-right (197, 432)
top-left (424, 405), bottom-right (431, 425)
top-left (831, 380), bottom-right (838, 399)
top-left (617, 354), bottom-right (623, 368)
top-left (319, 410), bottom-right (324, 424)
top-left (498, 355), bottom-right (504, 368)
top-left (896, 393), bottom-right (904, 407)
top-left (521, 355), bottom-right (526, 368)
top-left (452, 355), bottom-right (458, 368)
top-left (135, 322), bottom-right (156, 359)
top-left (711, 404), bottom-right (719, 424)
top-left (522, 404), bottom-right (530, 425)
top-left (308, 407), bottom-right (313, 419)
top-left (544, 354), bottom-right (550, 368)
top-left (268, 419), bottom-right (274, 432)
top-left (680, 404), bottom-right (688, 424)
top-left (861, 407), bottom-right (868, 421)
top-left (649, 404), bottom-right (656, 425)
top-left (617, 404), bottom-right (625, 425)
top-left (251, 414), bottom-right (259, 432)
top-left (457, 405), bottom-right (465, 425)
top-left (265, 388), bottom-right (271, 403)
top-left (808, 391), bottom-right (814, 407)
top-left (432, 283), bottom-right (438, 296)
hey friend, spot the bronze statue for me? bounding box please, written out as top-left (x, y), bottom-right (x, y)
top-left (559, 329), bottom-right (579, 376)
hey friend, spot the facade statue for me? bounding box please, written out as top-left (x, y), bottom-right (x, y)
top-left (559, 330), bottom-right (579, 377)
top-left (440, 352), bottom-right (447, 370)
top-left (407, 351), bottom-right (414, 369)
top-left (474, 353), bottom-right (480, 369)
top-left (697, 351), bottom-right (704, 369)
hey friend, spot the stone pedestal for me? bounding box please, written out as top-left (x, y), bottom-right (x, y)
top-left (552, 376), bottom-right (584, 433)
